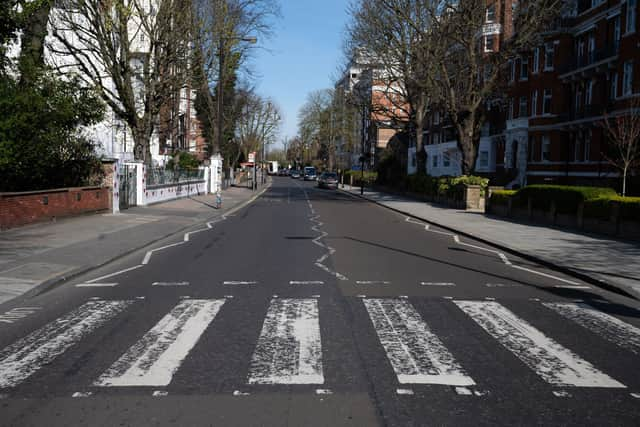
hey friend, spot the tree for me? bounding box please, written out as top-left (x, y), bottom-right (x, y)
top-left (346, 0), bottom-right (437, 175)
top-left (0, 72), bottom-right (105, 191)
top-left (235, 90), bottom-right (281, 166)
top-left (298, 89), bottom-right (336, 170)
top-left (430, 0), bottom-right (562, 174)
top-left (193, 0), bottom-right (279, 163)
top-left (48, 0), bottom-right (194, 165)
top-left (601, 98), bottom-right (640, 197)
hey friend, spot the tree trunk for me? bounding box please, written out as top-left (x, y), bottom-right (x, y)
top-left (132, 125), bottom-right (152, 166)
top-left (622, 165), bottom-right (628, 197)
top-left (414, 103), bottom-right (427, 175)
top-left (18, 2), bottom-right (52, 82)
top-left (458, 119), bottom-right (478, 175)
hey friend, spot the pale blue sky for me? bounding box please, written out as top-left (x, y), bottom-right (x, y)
top-left (251, 0), bottom-right (350, 147)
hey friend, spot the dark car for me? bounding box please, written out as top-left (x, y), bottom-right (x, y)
top-left (317, 172), bottom-right (339, 189)
top-left (290, 170), bottom-right (301, 179)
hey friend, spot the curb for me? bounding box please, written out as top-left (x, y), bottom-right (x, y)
top-left (4, 183), bottom-right (271, 307)
top-left (339, 187), bottom-right (640, 302)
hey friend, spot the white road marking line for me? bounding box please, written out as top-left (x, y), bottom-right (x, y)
top-left (544, 303), bottom-right (640, 355)
top-left (485, 283), bottom-right (520, 288)
top-left (248, 298), bottom-right (324, 385)
top-left (72, 391), bottom-right (93, 398)
top-left (443, 296), bottom-right (454, 300)
top-left (315, 262), bottom-right (348, 281)
top-left (474, 390), bottom-right (490, 396)
top-left (75, 283), bottom-right (118, 288)
top-left (233, 390), bottom-right (250, 396)
top-left (363, 299), bottom-right (475, 386)
top-left (553, 285), bottom-right (592, 290)
top-left (86, 265), bottom-right (144, 284)
top-left (455, 301), bottom-right (625, 388)
top-left (315, 389), bottom-right (333, 395)
top-left (553, 390), bottom-right (572, 398)
top-left (290, 281), bottom-right (324, 285)
top-left (356, 295), bottom-right (367, 298)
top-left (184, 228), bottom-right (209, 242)
top-left (223, 281), bottom-right (258, 285)
top-left (455, 387), bottom-right (473, 396)
top-left (484, 297), bottom-right (496, 301)
top-left (396, 388), bottom-right (414, 395)
top-left (142, 242), bottom-right (185, 265)
top-left (151, 282), bottom-right (190, 287)
top-left (631, 393), bottom-right (640, 399)
top-left (0, 307), bottom-right (41, 324)
top-left (421, 282), bottom-right (456, 287)
top-left (95, 299), bottom-right (224, 387)
top-left (0, 300), bottom-right (132, 388)
top-left (510, 265), bottom-right (581, 285)
top-left (152, 390), bottom-right (168, 397)
top-left (356, 281), bottom-right (391, 285)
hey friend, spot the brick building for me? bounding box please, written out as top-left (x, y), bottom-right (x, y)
top-left (419, 0), bottom-right (639, 192)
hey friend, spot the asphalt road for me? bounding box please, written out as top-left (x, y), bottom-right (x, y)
top-left (1, 177), bottom-right (640, 426)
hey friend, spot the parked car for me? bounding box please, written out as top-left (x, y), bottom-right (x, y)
top-left (290, 170), bottom-right (301, 179)
top-left (317, 172), bottom-right (338, 189)
top-left (303, 166), bottom-right (317, 181)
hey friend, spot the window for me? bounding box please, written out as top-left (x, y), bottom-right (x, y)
top-left (486, 4), bottom-right (496, 22)
top-left (521, 57), bottom-right (529, 80)
top-left (509, 60), bottom-right (515, 82)
top-left (485, 35), bottom-right (494, 52)
top-left (544, 43), bottom-right (554, 70)
top-left (611, 72), bottom-right (618, 99)
top-left (623, 60), bottom-right (634, 95)
top-left (479, 151), bottom-right (489, 167)
top-left (614, 15), bottom-right (621, 51)
top-left (543, 89), bottom-right (552, 114)
top-left (433, 111), bottom-right (440, 124)
top-left (587, 33), bottom-right (596, 62)
top-left (575, 87), bottom-right (582, 111)
top-left (627, 0), bottom-right (637, 34)
top-left (519, 96), bottom-right (528, 117)
top-left (351, 73), bottom-right (358, 78)
top-left (433, 154), bottom-right (439, 167)
top-left (433, 132), bottom-right (440, 144)
top-left (586, 80), bottom-right (594, 105)
top-left (533, 47), bottom-right (540, 73)
top-left (541, 135), bottom-right (551, 162)
top-left (585, 130), bottom-right (591, 161)
top-left (574, 132), bottom-right (584, 162)
top-left (508, 98), bottom-right (514, 119)
top-left (531, 90), bottom-right (538, 116)
top-left (443, 152), bottom-right (451, 167)
top-left (528, 136), bottom-right (536, 161)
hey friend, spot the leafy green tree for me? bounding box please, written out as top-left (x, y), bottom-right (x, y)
top-left (167, 151), bottom-right (201, 170)
top-left (0, 72), bottom-right (105, 191)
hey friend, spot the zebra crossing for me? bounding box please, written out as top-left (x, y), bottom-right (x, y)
top-left (0, 296), bottom-right (638, 396)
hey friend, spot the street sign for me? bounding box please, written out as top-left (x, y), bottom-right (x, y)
top-left (248, 152), bottom-right (256, 163)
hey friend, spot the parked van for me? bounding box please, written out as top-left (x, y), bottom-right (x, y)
top-left (303, 166), bottom-right (317, 181)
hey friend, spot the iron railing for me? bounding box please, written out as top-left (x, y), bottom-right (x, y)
top-left (146, 168), bottom-right (205, 187)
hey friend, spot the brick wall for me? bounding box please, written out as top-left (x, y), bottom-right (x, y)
top-left (0, 187), bottom-right (110, 230)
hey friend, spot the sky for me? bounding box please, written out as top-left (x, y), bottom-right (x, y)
top-left (250, 0), bottom-right (350, 148)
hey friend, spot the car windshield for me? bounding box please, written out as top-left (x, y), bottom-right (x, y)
top-left (324, 173), bottom-right (337, 179)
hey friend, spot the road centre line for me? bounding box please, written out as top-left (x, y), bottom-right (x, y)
top-left (223, 281), bottom-right (258, 285)
top-left (290, 281), bottom-right (325, 285)
top-left (152, 282), bottom-right (189, 287)
top-left (76, 283), bottom-right (118, 288)
top-left (356, 281), bottom-right (391, 285)
top-left (421, 282), bottom-right (456, 287)
top-left (142, 242), bottom-right (185, 265)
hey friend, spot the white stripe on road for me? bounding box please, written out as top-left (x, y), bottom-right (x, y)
top-left (290, 281), bottom-right (324, 285)
top-left (553, 285), bottom-right (592, 290)
top-left (421, 282), bottom-right (456, 287)
top-left (75, 283), bottom-right (118, 288)
top-left (363, 299), bottom-right (475, 386)
top-left (510, 265), bottom-right (581, 285)
top-left (356, 281), bottom-right (391, 285)
top-left (223, 281), bottom-right (258, 285)
top-left (95, 299), bottom-right (225, 387)
top-left (85, 265), bottom-right (144, 284)
top-left (151, 282), bottom-right (190, 287)
top-left (454, 301), bottom-right (625, 388)
top-left (544, 303), bottom-right (640, 355)
top-left (248, 298), bottom-right (324, 384)
top-left (142, 242), bottom-right (185, 265)
top-left (0, 300), bottom-right (132, 388)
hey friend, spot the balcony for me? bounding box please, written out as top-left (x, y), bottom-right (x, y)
top-left (559, 44), bottom-right (618, 79)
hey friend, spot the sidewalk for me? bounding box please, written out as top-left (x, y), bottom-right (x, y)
top-left (341, 184), bottom-right (640, 300)
top-left (0, 184), bottom-right (267, 305)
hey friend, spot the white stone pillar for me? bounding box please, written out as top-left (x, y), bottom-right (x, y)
top-left (210, 154), bottom-right (223, 194)
top-left (112, 160), bottom-right (120, 214)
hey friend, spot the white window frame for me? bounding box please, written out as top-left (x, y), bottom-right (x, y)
top-left (443, 151), bottom-right (451, 167)
top-left (627, 0), bottom-right (637, 34)
top-left (432, 154), bottom-right (439, 167)
top-left (479, 151), bottom-right (489, 168)
top-left (544, 43), bottom-right (554, 71)
top-left (533, 47), bottom-right (540, 74)
top-left (586, 80), bottom-right (594, 105)
top-left (519, 96), bottom-right (528, 117)
top-left (543, 89), bottom-right (552, 114)
top-left (541, 135), bottom-right (551, 162)
top-left (521, 56), bottom-right (529, 80)
top-left (623, 60), bottom-right (634, 95)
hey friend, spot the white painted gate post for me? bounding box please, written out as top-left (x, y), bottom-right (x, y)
top-left (210, 154), bottom-right (223, 195)
top-left (112, 160), bottom-right (120, 214)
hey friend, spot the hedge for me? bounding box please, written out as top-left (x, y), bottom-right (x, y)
top-left (513, 185), bottom-right (617, 213)
top-left (584, 196), bottom-right (640, 221)
top-left (343, 170), bottom-right (378, 186)
top-left (490, 189), bottom-right (517, 206)
top-left (401, 175), bottom-right (489, 200)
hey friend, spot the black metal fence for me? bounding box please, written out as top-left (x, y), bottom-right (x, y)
top-left (146, 168), bottom-right (205, 187)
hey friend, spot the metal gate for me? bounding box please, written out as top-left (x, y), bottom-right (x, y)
top-left (118, 165), bottom-right (137, 210)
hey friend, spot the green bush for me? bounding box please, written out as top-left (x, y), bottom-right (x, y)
top-left (344, 170), bottom-right (377, 186)
top-left (403, 175), bottom-right (489, 200)
top-left (514, 185), bottom-right (616, 213)
top-left (490, 189), bottom-right (517, 206)
top-left (583, 195), bottom-right (640, 221)
top-left (613, 196), bottom-right (640, 221)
